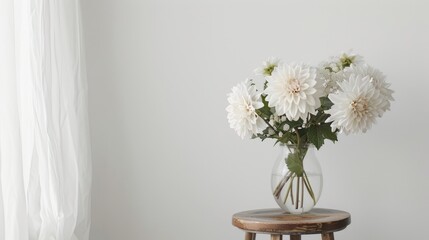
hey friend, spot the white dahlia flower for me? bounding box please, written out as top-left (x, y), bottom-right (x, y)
top-left (320, 59), bottom-right (342, 73)
top-left (344, 64), bottom-right (394, 115)
top-left (265, 63), bottom-right (323, 121)
top-left (321, 51), bottom-right (364, 73)
top-left (317, 67), bottom-right (347, 95)
top-left (326, 74), bottom-right (385, 134)
top-left (254, 57), bottom-right (281, 76)
top-left (338, 51), bottom-right (364, 67)
top-left (226, 80), bottom-right (265, 139)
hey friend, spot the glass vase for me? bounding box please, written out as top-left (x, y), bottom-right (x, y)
top-left (271, 144), bottom-right (323, 214)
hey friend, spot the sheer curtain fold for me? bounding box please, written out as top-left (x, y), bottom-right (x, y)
top-left (0, 0), bottom-right (91, 239)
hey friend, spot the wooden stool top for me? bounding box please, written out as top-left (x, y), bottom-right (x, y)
top-left (232, 208), bottom-right (351, 235)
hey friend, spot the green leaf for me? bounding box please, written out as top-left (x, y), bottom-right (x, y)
top-left (286, 153), bottom-right (304, 176)
top-left (307, 125), bottom-right (325, 150)
top-left (257, 95), bottom-right (272, 119)
top-left (296, 128), bottom-right (308, 142)
top-left (307, 123), bottom-right (338, 149)
top-left (319, 97), bottom-right (333, 110)
top-left (277, 132), bottom-right (294, 144)
top-left (256, 133), bottom-right (268, 141)
top-left (320, 123), bottom-right (338, 142)
top-left (286, 119), bottom-right (304, 129)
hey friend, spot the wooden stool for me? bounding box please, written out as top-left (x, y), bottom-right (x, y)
top-left (232, 208), bottom-right (351, 240)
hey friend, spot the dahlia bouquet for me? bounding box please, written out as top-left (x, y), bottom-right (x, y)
top-left (226, 52), bottom-right (393, 211)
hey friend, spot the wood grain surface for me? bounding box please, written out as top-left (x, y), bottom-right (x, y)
top-left (232, 208), bottom-right (350, 235)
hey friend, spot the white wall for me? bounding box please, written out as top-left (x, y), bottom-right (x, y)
top-left (82, 0), bottom-right (429, 239)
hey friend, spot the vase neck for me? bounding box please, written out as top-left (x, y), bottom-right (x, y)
top-left (281, 143), bottom-right (315, 156)
top-left (283, 143), bottom-right (314, 150)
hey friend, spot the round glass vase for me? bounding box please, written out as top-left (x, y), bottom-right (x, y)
top-left (271, 144), bottom-right (323, 214)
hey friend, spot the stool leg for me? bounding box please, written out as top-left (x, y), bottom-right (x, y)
top-left (321, 232), bottom-right (334, 240)
top-left (290, 235), bottom-right (301, 240)
top-left (245, 232), bottom-right (255, 240)
top-left (271, 234), bottom-right (282, 240)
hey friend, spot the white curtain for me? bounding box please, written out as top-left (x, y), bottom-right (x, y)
top-left (0, 0), bottom-right (91, 239)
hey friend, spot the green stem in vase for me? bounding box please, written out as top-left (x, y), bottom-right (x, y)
top-left (283, 173), bottom-right (295, 204)
top-left (273, 171), bottom-right (292, 199)
top-left (295, 176), bottom-right (300, 209)
top-left (275, 143), bottom-right (318, 210)
top-left (290, 175), bottom-right (294, 205)
top-left (303, 171), bottom-right (317, 205)
top-left (301, 176), bottom-right (304, 208)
